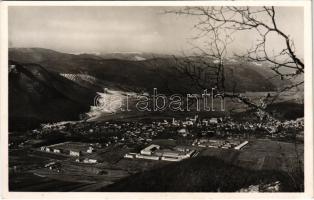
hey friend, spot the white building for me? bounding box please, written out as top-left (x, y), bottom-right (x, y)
top-left (161, 156), bottom-right (183, 162)
top-left (69, 150), bottom-right (81, 157)
top-left (140, 144), bottom-right (160, 155)
top-left (124, 153), bottom-right (136, 159)
top-left (234, 141), bottom-right (249, 150)
top-left (209, 118), bottom-right (218, 124)
top-left (135, 154), bottom-right (160, 160)
top-left (53, 149), bottom-right (61, 153)
top-left (83, 158), bottom-right (97, 163)
top-left (87, 146), bottom-right (94, 153)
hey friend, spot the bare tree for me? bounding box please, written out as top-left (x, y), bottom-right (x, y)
top-left (170, 7), bottom-right (303, 74)
top-left (166, 6), bottom-right (304, 113)
top-left (167, 6), bottom-right (304, 190)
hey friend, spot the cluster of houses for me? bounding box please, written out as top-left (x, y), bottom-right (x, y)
top-left (281, 117), bottom-right (304, 128)
top-left (211, 116), bottom-right (304, 139)
top-left (34, 114), bottom-right (304, 154)
top-left (124, 144), bottom-right (197, 162)
top-left (40, 142), bottom-right (99, 164)
top-left (171, 115), bottom-right (221, 127)
top-left (35, 115), bottom-right (259, 144)
top-left (192, 139), bottom-right (249, 150)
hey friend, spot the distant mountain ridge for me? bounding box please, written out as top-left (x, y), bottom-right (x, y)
top-left (97, 52), bottom-right (174, 61)
top-left (9, 47), bottom-right (291, 93)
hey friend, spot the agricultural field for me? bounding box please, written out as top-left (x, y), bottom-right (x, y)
top-left (237, 139), bottom-right (304, 172)
top-left (198, 139), bottom-right (303, 173)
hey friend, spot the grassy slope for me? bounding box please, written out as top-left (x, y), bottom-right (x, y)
top-left (102, 156), bottom-right (298, 192)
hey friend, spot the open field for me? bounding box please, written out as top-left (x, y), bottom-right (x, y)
top-left (197, 139), bottom-right (303, 173)
top-left (199, 148), bottom-right (240, 163)
top-left (116, 158), bottom-right (169, 173)
top-left (151, 139), bottom-right (177, 147)
top-left (237, 139), bottom-right (303, 172)
top-left (9, 172), bottom-right (92, 191)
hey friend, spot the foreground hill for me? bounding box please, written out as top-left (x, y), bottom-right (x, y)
top-left (9, 60), bottom-right (99, 131)
top-left (102, 156), bottom-right (299, 192)
top-left (9, 48), bottom-right (291, 93)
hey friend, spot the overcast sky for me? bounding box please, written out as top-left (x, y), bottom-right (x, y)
top-left (9, 6), bottom-right (304, 57)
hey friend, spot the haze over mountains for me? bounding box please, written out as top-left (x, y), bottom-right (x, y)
top-left (9, 47), bottom-right (295, 131)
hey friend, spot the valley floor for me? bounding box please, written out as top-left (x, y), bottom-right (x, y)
top-left (9, 138), bottom-right (304, 192)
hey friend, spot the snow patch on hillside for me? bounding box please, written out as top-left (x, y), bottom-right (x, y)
top-left (60, 73), bottom-right (97, 83)
top-left (87, 88), bottom-right (138, 118)
top-left (133, 55), bottom-right (146, 61)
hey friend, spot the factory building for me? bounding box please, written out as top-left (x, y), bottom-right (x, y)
top-left (125, 144), bottom-right (196, 162)
top-left (40, 142), bottom-right (97, 157)
top-left (193, 139), bottom-right (249, 150)
top-left (136, 154), bottom-right (160, 160)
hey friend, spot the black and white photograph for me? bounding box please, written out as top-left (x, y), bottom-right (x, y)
top-left (0, 1), bottom-right (313, 197)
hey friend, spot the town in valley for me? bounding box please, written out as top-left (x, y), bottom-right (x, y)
top-left (8, 5), bottom-right (305, 192)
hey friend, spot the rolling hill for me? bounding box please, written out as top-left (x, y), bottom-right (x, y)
top-left (9, 60), bottom-right (99, 131)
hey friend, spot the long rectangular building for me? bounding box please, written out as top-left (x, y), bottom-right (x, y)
top-left (125, 144), bottom-right (196, 162)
